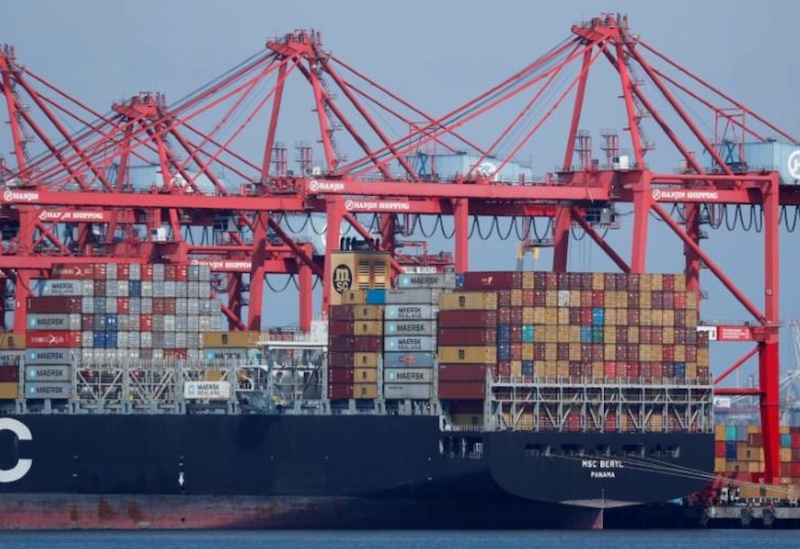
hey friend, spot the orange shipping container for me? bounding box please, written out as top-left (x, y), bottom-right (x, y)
top-left (440, 292), bottom-right (498, 311)
top-left (0, 382), bottom-right (18, 399)
top-left (354, 383), bottom-right (378, 400)
top-left (353, 305), bottom-right (383, 320)
top-left (354, 368), bottom-right (378, 383)
top-left (438, 346), bottom-right (497, 364)
top-left (354, 353), bottom-right (379, 368)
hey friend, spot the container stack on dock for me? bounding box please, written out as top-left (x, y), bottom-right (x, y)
top-left (713, 424), bottom-right (800, 495)
top-left (382, 273), bottom-right (454, 401)
top-left (327, 293), bottom-right (384, 400)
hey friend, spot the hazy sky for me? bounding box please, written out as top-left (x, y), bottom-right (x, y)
top-left (2, 0), bottom-right (799, 386)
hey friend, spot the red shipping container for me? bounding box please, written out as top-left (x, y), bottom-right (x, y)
top-left (533, 291), bottom-right (546, 307)
top-left (496, 361), bottom-right (511, 377)
top-left (627, 292), bottom-right (640, 308)
top-left (117, 298), bottom-right (130, 315)
top-left (662, 362), bottom-right (674, 378)
top-left (330, 305), bottom-right (355, 321)
top-left (353, 336), bottom-right (381, 353)
top-left (328, 383), bottom-right (353, 399)
top-left (791, 434), bottom-right (800, 447)
top-left (438, 381), bottom-right (486, 400)
top-left (569, 308), bottom-right (581, 324)
top-left (329, 336), bottom-right (355, 353)
top-left (663, 345), bottom-right (674, 362)
top-left (93, 264), bottom-right (108, 281)
top-left (580, 308), bottom-right (593, 325)
top-left (616, 327), bottom-right (628, 343)
top-left (510, 343), bottom-right (522, 360)
top-left (81, 314), bottom-right (94, 331)
top-left (153, 299), bottom-right (165, 315)
top-left (93, 280), bottom-right (107, 295)
top-left (663, 275), bottom-right (675, 291)
top-left (164, 299), bottom-right (177, 315)
top-left (438, 364), bottom-right (488, 382)
top-left (328, 321), bottom-right (354, 337)
top-left (557, 343), bottom-right (570, 361)
top-left (627, 309), bottom-right (640, 325)
top-left (748, 434), bottom-right (763, 447)
top-left (652, 292), bottom-right (664, 309)
top-left (557, 272), bottom-right (570, 289)
top-left (533, 272), bottom-right (548, 290)
top-left (604, 362), bottom-right (617, 378)
top-left (438, 310), bottom-right (497, 328)
top-left (510, 326), bottom-right (522, 344)
top-left (28, 296), bottom-right (82, 314)
top-left (510, 308), bottom-right (523, 324)
top-left (581, 344), bottom-right (592, 361)
top-left (565, 414), bottom-right (582, 432)
top-left (163, 349), bottom-right (188, 360)
top-left (497, 308), bottom-right (511, 324)
top-left (674, 293), bottom-right (686, 310)
top-left (165, 264), bottom-right (177, 280)
top-left (522, 290), bottom-right (534, 307)
top-left (603, 414), bottom-right (617, 431)
top-left (328, 368), bottom-right (354, 384)
top-left (0, 366), bottom-right (19, 382)
top-left (591, 344), bottom-right (604, 361)
top-left (141, 265), bottom-right (153, 281)
top-left (544, 273), bottom-right (558, 290)
top-left (641, 328), bottom-right (651, 345)
top-left (327, 352), bottom-right (354, 368)
top-left (461, 271), bottom-right (522, 290)
top-left (175, 265), bottom-right (189, 281)
top-left (626, 362), bottom-right (641, 378)
top-left (140, 314), bottom-right (153, 331)
top-left (438, 328), bottom-right (495, 346)
top-left (118, 264), bottom-right (130, 280)
top-left (26, 331), bottom-right (81, 348)
top-left (52, 264), bottom-right (95, 279)
top-left (580, 292), bottom-right (592, 308)
top-left (533, 343), bottom-right (546, 360)
top-left (792, 463), bottom-right (800, 477)
top-left (568, 362), bottom-right (581, 377)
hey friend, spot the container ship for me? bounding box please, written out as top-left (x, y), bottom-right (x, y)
top-left (0, 253), bottom-right (715, 529)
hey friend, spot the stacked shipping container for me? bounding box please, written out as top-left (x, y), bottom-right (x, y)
top-left (328, 293), bottom-right (383, 400)
top-left (0, 335), bottom-right (24, 400)
top-left (712, 424), bottom-right (800, 501)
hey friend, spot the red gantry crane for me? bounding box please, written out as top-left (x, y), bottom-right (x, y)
top-left (2, 15), bottom-right (799, 484)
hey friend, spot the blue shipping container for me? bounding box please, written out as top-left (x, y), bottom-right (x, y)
top-left (129, 280), bottom-right (142, 298)
top-left (592, 307), bottom-right (605, 325)
top-left (365, 289), bottom-right (386, 305)
top-left (580, 326), bottom-right (593, 343)
top-left (725, 441), bottom-right (737, 459)
top-left (497, 325), bottom-right (511, 344)
top-left (781, 434), bottom-right (791, 448)
top-left (105, 314), bottom-right (118, 328)
top-left (725, 425), bottom-right (737, 441)
top-left (521, 360), bottom-right (534, 376)
top-left (521, 325), bottom-right (534, 343)
top-left (591, 326), bottom-right (604, 343)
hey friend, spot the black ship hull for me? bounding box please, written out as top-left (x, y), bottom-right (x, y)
top-left (0, 414), bottom-right (713, 529)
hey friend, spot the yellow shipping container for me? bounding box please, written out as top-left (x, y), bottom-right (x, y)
top-left (0, 334), bottom-right (25, 350)
top-left (686, 362), bottom-right (698, 379)
top-left (652, 310), bottom-right (663, 326)
top-left (557, 308), bottom-right (570, 325)
top-left (663, 327), bottom-right (675, 345)
top-left (737, 447), bottom-right (764, 462)
top-left (640, 291), bottom-right (652, 309)
top-left (605, 309), bottom-right (617, 326)
top-left (663, 310), bottom-right (675, 327)
top-left (354, 383), bottom-right (378, 400)
top-left (557, 326), bottom-right (571, 342)
top-left (628, 326), bottom-right (639, 344)
top-left (592, 362), bottom-right (604, 379)
top-left (714, 457), bottom-right (727, 472)
top-left (522, 344), bottom-right (534, 361)
top-left (698, 349), bottom-right (710, 367)
top-left (353, 321), bottom-right (383, 336)
top-left (557, 361), bottom-right (570, 378)
top-left (592, 272), bottom-right (605, 290)
top-left (438, 346), bottom-right (497, 364)
top-left (354, 368), bottom-right (378, 383)
top-left (748, 462), bottom-right (765, 474)
top-left (605, 344), bottom-right (616, 361)
top-left (204, 370), bottom-right (226, 381)
top-left (604, 327), bottom-right (616, 343)
top-left (569, 291), bottom-right (581, 307)
top-left (686, 291), bottom-right (698, 310)
top-left (640, 309), bottom-right (652, 326)
top-left (674, 344), bottom-right (685, 362)
top-left (545, 343), bottom-right (557, 361)
top-left (686, 311), bottom-right (698, 327)
top-left (651, 273), bottom-right (663, 291)
top-left (354, 352), bottom-right (379, 368)
top-left (714, 424), bottom-right (726, 440)
top-left (545, 291), bottom-right (558, 308)
top-left (353, 305), bottom-right (383, 320)
top-left (544, 326), bottom-right (557, 343)
top-left (522, 307), bottom-right (534, 324)
top-left (780, 448), bottom-right (792, 462)
top-left (747, 425), bottom-right (760, 434)
top-left (439, 292), bottom-right (497, 311)
top-left (511, 289), bottom-right (523, 307)
top-left (617, 293), bottom-right (628, 308)
top-left (340, 289), bottom-right (367, 305)
top-left (640, 275), bottom-right (652, 291)
top-left (511, 360), bottom-right (522, 377)
top-left (569, 343), bottom-right (581, 361)
top-left (780, 425), bottom-right (791, 434)
top-left (569, 326), bottom-right (581, 342)
top-left (648, 414), bottom-right (664, 432)
top-left (522, 271), bottom-right (534, 289)
top-left (544, 308), bottom-right (558, 324)
top-left (533, 308), bottom-right (546, 325)
top-left (0, 382), bottom-right (18, 400)
top-left (202, 331), bottom-right (261, 348)
top-left (545, 362), bottom-right (558, 378)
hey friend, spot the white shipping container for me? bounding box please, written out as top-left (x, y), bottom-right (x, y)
top-left (141, 332), bottom-right (153, 349)
top-left (129, 332), bottom-right (140, 349)
top-left (0, 350), bottom-right (24, 365)
top-left (152, 348), bottom-right (164, 360)
top-left (383, 368), bottom-right (432, 384)
top-left (118, 315), bottom-right (130, 331)
top-left (164, 281), bottom-right (176, 298)
top-left (37, 279), bottom-right (82, 297)
top-left (105, 282), bottom-right (118, 297)
top-left (116, 281), bottom-right (129, 295)
top-left (188, 282), bottom-right (199, 299)
top-left (25, 365), bottom-right (71, 382)
top-left (384, 336), bottom-right (436, 352)
top-left (27, 348), bottom-right (74, 365)
top-left (141, 298), bottom-right (152, 314)
top-left (187, 316), bottom-right (200, 331)
top-left (129, 263), bottom-right (141, 280)
top-left (141, 282), bottom-right (154, 298)
top-left (81, 297), bottom-right (94, 314)
top-left (27, 314), bottom-right (75, 331)
top-left (176, 299), bottom-right (187, 315)
top-left (25, 382), bottom-right (71, 399)
top-left (175, 316), bottom-right (188, 331)
top-left (106, 263), bottom-right (118, 280)
top-left (187, 332), bottom-right (200, 348)
top-left (153, 283), bottom-right (165, 298)
top-left (184, 380), bottom-right (231, 400)
top-left (82, 280), bottom-right (94, 297)
top-left (384, 288), bottom-right (442, 305)
top-left (153, 264), bottom-right (165, 280)
top-left (557, 290), bottom-right (570, 308)
top-left (130, 315), bottom-right (141, 331)
top-left (164, 332), bottom-right (177, 349)
top-left (106, 299), bottom-right (117, 314)
top-left (396, 273), bottom-right (456, 289)
top-left (129, 299), bottom-right (141, 314)
top-left (384, 304), bottom-right (436, 320)
top-left (384, 320), bottom-right (436, 336)
top-left (187, 349), bottom-right (200, 361)
top-left (199, 301), bottom-right (212, 314)
top-left (164, 315), bottom-right (176, 332)
top-left (382, 383), bottom-right (432, 400)
top-left (188, 298), bottom-right (199, 315)
top-left (176, 332), bottom-right (188, 348)
top-left (117, 332), bottom-right (129, 350)
top-left (81, 331), bottom-right (94, 348)
top-left (176, 283), bottom-right (187, 298)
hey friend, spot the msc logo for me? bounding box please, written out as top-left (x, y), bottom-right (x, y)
top-left (0, 418), bottom-right (32, 483)
top-left (333, 264), bottom-right (353, 294)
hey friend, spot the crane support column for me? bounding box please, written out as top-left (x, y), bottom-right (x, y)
top-left (453, 198), bottom-right (469, 273)
top-left (298, 243), bottom-right (314, 332)
top-left (761, 173), bottom-right (780, 483)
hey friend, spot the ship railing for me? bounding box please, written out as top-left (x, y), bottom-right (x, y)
top-left (490, 375), bottom-right (714, 387)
